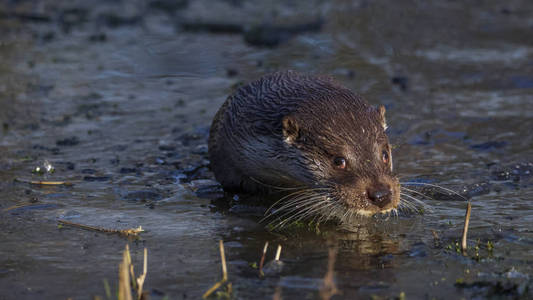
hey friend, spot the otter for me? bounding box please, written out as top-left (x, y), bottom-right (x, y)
top-left (208, 71), bottom-right (400, 224)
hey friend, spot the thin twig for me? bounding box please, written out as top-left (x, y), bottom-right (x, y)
top-left (14, 178), bottom-right (74, 186)
top-left (202, 240), bottom-right (230, 299)
top-left (3, 202), bottom-right (40, 212)
top-left (461, 202), bottom-right (472, 254)
top-left (219, 240), bottom-right (227, 281)
top-left (259, 241), bottom-right (269, 277)
top-left (275, 245), bottom-right (282, 261)
top-left (202, 281), bottom-right (225, 299)
top-left (58, 220), bottom-right (143, 236)
top-left (30, 180), bottom-right (73, 186)
top-left (136, 248), bottom-right (148, 300)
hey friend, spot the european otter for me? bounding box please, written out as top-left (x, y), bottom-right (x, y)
top-left (208, 71), bottom-right (400, 223)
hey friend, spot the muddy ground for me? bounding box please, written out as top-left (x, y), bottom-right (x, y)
top-left (0, 0), bottom-right (532, 299)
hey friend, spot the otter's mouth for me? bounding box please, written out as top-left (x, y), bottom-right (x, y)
top-left (262, 188), bottom-right (401, 229)
top-left (349, 207), bottom-right (398, 218)
top-left (340, 197), bottom-right (399, 218)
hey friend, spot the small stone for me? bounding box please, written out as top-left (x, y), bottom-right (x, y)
top-left (83, 176), bottom-right (110, 182)
top-left (56, 136), bottom-right (80, 146)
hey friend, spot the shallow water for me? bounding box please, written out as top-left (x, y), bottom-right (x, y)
top-left (1, 0), bottom-right (532, 299)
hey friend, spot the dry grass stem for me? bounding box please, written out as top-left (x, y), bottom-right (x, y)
top-left (3, 202), bottom-right (39, 212)
top-left (275, 245), bottom-right (282, 261)
top-left (125, 245), bottom-right (136, 290)
top-left (14, 178), bottom-right (74, 186)
top-left (58, 220), bottom-right (144, 236)
top-left (461, 202), bottom-right (472, 254)
top-left (30, 180), bottom-right (73, 186)
top-left (119, 247), bottom-right (133, 300)
top-left (118, 245), bottom-right (148, 300)
top-left (219, 240), bottom-right (228, 281)
top-left (136, 248), bottom-right (148, 300)
top-left (202, 240), bottom-right (231, 299)
top-left (202, 281), bottom-right (224, 299)
top-left (259, 241), bottom-right (269, 277)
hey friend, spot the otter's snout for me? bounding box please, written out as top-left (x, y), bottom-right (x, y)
top-left (367, 185), bottom-right (392, 208)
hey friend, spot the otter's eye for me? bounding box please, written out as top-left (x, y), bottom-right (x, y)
top-left (382, 150), bottom-right (389, 164)
top-left (333, 157), bottom-right (346, 169)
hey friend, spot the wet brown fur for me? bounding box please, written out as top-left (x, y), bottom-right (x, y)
top-left (208, 71), bottom-right (399, 218)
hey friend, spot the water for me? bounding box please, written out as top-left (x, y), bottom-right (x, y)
top-left (1, 0), bottom-right (532, 299)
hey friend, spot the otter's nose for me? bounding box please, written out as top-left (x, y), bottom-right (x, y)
top-left (367, 186), bottom-right (392, 208)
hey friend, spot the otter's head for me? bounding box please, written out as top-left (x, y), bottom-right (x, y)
top-left (277, 96), bottom-right (400, 222)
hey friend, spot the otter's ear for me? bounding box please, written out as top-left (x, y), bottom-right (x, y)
top-left (377, 105), bottom-right (387, 131)
top-left (282, 115), bottom-right (299, 143)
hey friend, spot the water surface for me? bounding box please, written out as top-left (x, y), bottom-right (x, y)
top-left (0, 0), bottom-right (532, 299)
